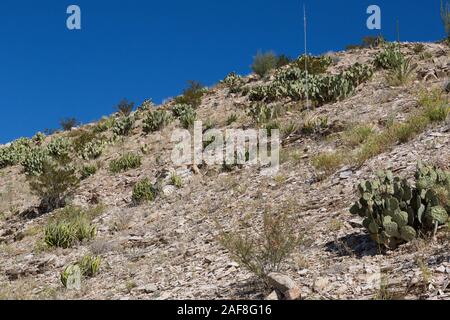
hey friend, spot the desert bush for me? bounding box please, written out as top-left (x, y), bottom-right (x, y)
top-left (80, 140), bottom-right (104, 160)
top-left (251, 51), bottom-right (278, 78)
top-left (174, 81), bottom-right (205, 108)
top-left (116, 99), bottom-right (134, 116)
top-left (412, 43), bottom-right (425, 54)
top-left (143, 110), bottom-right (172, 133)
top-left (386, 57), bottom-right (417, 86)
top-left (362, 35), bottom-right (385, 48)
top-left (301, 114), bottom-right (329, 135)
top-left (312, 152), bottom-right (346, 175)
top-left (342, 124), bottom-right (375, 147)
top-left (60, 118), bottom-right (79, 131)
top-left (112, 116), bottom-right (134, 136)
top-left (28, 159), bottom-right (80, 211)
top-left (132, 178), bottom-right (156, 204)
top-left (44, 206), bottom-right (96, 248)
top-left (218, 211), bottom-right (301, 281)
top-left (350, 163), bottom-right (449, 249)
top-left (109, 153), bottom-right (142, 173)
top-left (80, 164), bottom-right (97, 180)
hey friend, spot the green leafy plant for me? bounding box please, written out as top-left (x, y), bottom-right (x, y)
top-left (291, 55), bottom-right (332, 75)
top-left (132, 178), bottom-right (156, 204)
top-left (109, 153), bottom-right (142, 174)
top-left (44, 206), bottom-right (97, 248)
top-left (170, 173), bottom-right (182, 188)
top-left (143, 110), bottom-right (172, 133)
top-left (350, 163), bottom-right (449, 249)
top-left (0, 138), bottom-right (32, 169)
top-left (221, 72), bottom-right (244, 93)
top-left (47, 137), bottom-right (72, 159)
top-left (21, 147), bottom-right (49, 176)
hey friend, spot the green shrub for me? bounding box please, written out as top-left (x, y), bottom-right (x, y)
top-left (109, 153), bottom-right (142, 173)
top-left (143, 110), bottom-right (172, 133)
top-left (276, 54), bottom-right (292, 68)
top-left (132, 178), bottom-right (156, 204)
top-left (172, 104), bottom-right (192, 118)
top-left (252, 51), bottom-right (278, 78)
top-left (112, 116), bottom-right (134, 136)
top-left (116, 99), bottom-right (134, 116)
top-left (342, 125), bottom-right (375, 147)
top-left (174, 81), bottom-right (205, 108)
top-left (137, 99), bottom-right (154, 112)
top-left (28, 159), bottom-right (80, 211)
top-left (350, 163), bottom-right (449, 249)
top-left (80, 164), bottom-right (97, 180)
top-left (44, 206), bottom-right (96, 248)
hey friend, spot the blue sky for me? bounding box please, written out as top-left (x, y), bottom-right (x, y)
top-left (0, 0), bottom-right (446, 143)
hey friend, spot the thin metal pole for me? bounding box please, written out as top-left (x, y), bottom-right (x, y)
top-left (304, 4), bottom-right (310, 109)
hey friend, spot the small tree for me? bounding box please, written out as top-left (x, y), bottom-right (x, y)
top-left (442, 0), bottom-right (450, 41)
top-left (60, 117), bottom-right (79, 131)
top-left (116, 99), bottom-right (134, 116)
top-left (251, 51), bottom-right (278, 78)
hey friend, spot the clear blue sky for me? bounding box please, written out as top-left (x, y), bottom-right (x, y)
top-left (0, 0), bottom-right (446, 143)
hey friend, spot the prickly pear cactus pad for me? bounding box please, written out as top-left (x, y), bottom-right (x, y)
top-left (350, 162), bottom-right (450, 248)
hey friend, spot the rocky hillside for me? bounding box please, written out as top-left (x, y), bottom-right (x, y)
top-left (0, 41), bottom-right (449, 300)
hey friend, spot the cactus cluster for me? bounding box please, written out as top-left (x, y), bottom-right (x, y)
top-left (350, 163), bottom-right (450, 248)
top-left (47, 137), bottom-right (72, 159)
top-left (221, 72), bottom-right (244, 93)
top-left (0, 138), bottom-right (31, 169)
top-left (178, 106), bottom-right (197, 129)
top-left (80, 139), bottom-right (105, 160)
top-left (249, 62), bottom-right (373, 105)
top-left (21, 147), bottom-right (49, 176)
top-left (374, 43), bottom-right (405, 70)
top-left (143, 110), bottom-right (173, 133)
top-left (112, 115), bottom-right (135, 136)
top-left (291, 55), bottom-right (333, 75)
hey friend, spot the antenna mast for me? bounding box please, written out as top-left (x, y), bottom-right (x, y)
top-left (303, 4), bottom-right (310, 109)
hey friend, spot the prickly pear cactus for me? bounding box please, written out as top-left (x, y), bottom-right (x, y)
top-left (350, 162), bottom-right (449, 249)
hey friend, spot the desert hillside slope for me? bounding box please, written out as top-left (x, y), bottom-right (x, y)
top-left (0, 41), bottom-right (449, 300)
